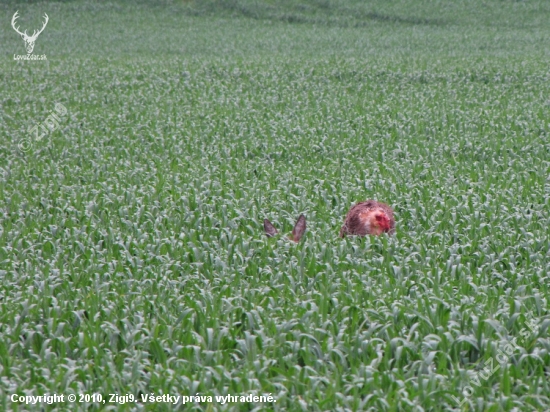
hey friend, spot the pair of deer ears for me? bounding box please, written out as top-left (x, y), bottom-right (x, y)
top-left (264, 214), bottom-right (306, 243)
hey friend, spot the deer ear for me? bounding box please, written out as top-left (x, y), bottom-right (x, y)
top-left (291, 214), bottom-right (306, 242)
top-left (263, 219), bottom-right (278, 238)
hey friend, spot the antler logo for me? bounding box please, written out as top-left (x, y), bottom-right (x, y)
top-left (11, 11), bottom-right (48, 54)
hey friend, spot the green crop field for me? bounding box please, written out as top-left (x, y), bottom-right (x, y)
top-left (1, 0), bottom-right (549, 410)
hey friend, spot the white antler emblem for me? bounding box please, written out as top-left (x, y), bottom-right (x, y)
top-left (11, 11), bottom-right (49, 54)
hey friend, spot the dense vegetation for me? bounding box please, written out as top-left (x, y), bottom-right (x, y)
top-left (1, 0), bottom-right (549, 410)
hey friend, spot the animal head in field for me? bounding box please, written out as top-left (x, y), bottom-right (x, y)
top-left (12, 11), bottom-right (49, 54)
top-left (340, 200), bottom-right (395, 237)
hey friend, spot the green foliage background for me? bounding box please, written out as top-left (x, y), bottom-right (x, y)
top-left (0, 0), bottom-right (549, 411)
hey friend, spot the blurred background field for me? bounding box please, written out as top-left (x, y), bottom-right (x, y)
top-left (0, 1), bottom-right (549, 411)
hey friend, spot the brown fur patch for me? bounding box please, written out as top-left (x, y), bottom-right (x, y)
top-left (290, 214), bottom-right (306, 242)
top-left (340, 200), bottom-right (395, 237)
top-left (264, 219), bottom-right (279, 237)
